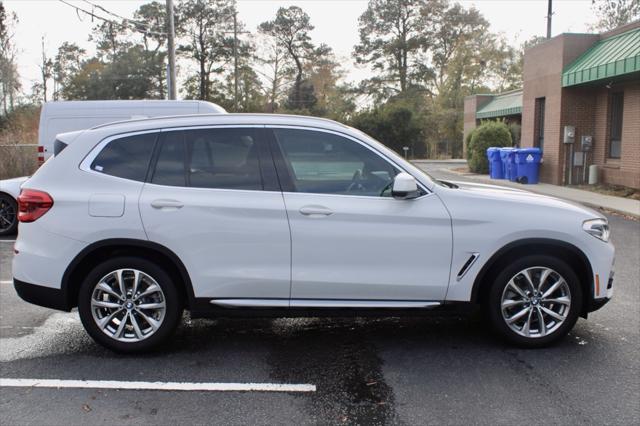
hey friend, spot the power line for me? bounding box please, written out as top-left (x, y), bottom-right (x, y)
top-left (82, 0), bottom-right (164, 36)
top-left (58, 0), bottom-right (166, 37)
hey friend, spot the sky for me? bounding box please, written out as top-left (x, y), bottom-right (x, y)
top-left (4, 0), bottom-right (599, 95)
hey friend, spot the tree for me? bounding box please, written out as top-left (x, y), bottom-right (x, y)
top-left (133, 1), bottom-right (169, 99)
top-left (349, 101), bottom-right (426, 156)
top-left (354, 0), bottom-right (429, 98)
top-left (0, 1), bottom-right (20, 114)
top-left (423, 2), bottom-right (493, 96)
top-left (53, 42), bottom-right (86, 100)
top-left (213, 64), bottom-right (265, 112)
top-left (493, 35), bottom-right (546, 93)
top-left (90, 21), bottom-right (130, 62)
top-left (305, 44), bottom-right (356, 119)
top-left (259, 6), bottom-right (315, 110)
top-left (590, 0), bottom-right (640, 32)
top-left (178, 0), bottom-right (235, 100)
top-left (62, 46), bottom-right (164, 100)
top-left (254, 28), bottom-right (293, 112)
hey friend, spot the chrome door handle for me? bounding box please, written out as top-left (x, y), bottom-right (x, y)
top-left (299, 205), bottom-right (333, 216)
top-left (151, 199), bottom-right (184, 209)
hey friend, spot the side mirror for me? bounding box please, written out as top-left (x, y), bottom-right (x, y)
top-left (392, 172), bottom-right (419, 200)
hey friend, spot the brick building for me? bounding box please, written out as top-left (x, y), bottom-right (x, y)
top-left (464, 21), bottom-right (639, 189)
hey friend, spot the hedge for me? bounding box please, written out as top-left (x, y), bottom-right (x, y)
top-left (466, 121), bottom-right (512, 174)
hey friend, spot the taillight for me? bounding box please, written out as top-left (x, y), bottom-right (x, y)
top-left (37, 146), bottom-right (45, 166)
top-left (17, 189), bottom-right (54, 223)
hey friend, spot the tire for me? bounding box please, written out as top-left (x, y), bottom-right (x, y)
top-left (487, 255), bottom-right (582, 348)
top-left (78, 256), bottom-right (182, 353)
top-left (0, 193), bottom-right (18, 236)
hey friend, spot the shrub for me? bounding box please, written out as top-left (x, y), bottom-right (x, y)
top-left (464, 130), bottom-right (474, 159)
top-left (467, 121), bottom-right (512, 174)
top-left (349, 102), bottom-right (426, 157)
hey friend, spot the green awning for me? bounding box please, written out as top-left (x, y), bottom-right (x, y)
top-left (562, 28), bottom-right (640, 87)
top-left (476, 90), bottom-right (522, 119)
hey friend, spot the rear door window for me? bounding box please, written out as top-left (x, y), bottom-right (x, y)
top-left (90, 133), bottom-right (157, 181)
top-left (150, 128), bottom-right (264, 190)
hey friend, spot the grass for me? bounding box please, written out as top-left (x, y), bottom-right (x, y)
top-left (569, 183), bottom-right (640, 200)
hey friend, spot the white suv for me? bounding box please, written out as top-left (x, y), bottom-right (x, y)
top-left (12, 114), bottom-right (615, 352)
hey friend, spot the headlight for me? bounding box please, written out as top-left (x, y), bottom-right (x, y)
top-left (583, 218), bottom-right (610, 242)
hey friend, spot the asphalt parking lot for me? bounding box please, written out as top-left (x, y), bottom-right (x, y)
top-left (1, 165), bottom-right (639, 425)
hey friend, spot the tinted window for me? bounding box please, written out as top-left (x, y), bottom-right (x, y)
top-left (151, 128), bottom-right (263, 190)
top-left (152, 131), bottom-right (186, 186)
top-left (91, 133), bottom-right (157, 181)
top-left (53, 139), bottom-right (67, 156)
top-left (273, 129), bottom-right (398, 196)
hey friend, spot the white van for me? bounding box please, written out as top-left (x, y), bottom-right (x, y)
top-left (0, 100), bottom-right (225, 235)
top-left (38, 100), bottom-right (225, 160)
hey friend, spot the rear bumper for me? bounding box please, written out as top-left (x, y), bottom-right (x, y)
top-left (13, 278), bottom-right (71, 311)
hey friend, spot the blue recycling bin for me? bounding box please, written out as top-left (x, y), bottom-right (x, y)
top-left (486, 147), bottom-right (504, 179)
top-left (499, 148), bottom-right (516, 181)
top-left (514, 148), bottom-right (543, 184)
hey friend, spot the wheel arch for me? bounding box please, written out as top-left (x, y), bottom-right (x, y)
top-left (470, 238), bottom-right (594, 316)
top-left (0, 191), bottom-right (17, 200)
top-left (61, 238), bottom-right (196, 310)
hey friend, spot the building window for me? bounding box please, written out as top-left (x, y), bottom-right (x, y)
top-left (534, 98), bottom-right (545, 151)
top-left (609, 92), bottom-right (624, 159)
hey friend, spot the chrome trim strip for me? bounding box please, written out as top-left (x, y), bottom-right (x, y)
top-left (290, 300), bottom-right (440, 309)
top-left (210, 299), bottom-right (289, 308)
top-left (209, 299), bottom-right (442, 309)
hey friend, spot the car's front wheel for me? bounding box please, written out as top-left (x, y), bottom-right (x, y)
top-left (488, 255), bottom-right (583, 347)
top-left (78, 257), bottom-right (182, 353)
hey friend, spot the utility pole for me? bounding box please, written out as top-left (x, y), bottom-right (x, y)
top-left (546, 0), bottom-right (553, 39)
top-left (233, 12), bottom-right (239, 111)
top-left (166, 0), bottom-right (177, 100)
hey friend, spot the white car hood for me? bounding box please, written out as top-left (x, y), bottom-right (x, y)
top-left (440, 180), bottom-right (604, 220)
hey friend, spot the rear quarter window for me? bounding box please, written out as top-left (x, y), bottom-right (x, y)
top-left (90, 133), bottom-right (158, 181)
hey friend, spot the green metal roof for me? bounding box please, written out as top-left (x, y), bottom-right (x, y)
top-left (476, 90), bottom-right (522, 119)
top-left (562, 28), bottom-right (640, 87)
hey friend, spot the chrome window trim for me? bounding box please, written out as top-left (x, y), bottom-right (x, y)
top-left (79, 123), bottom-right (431, 200)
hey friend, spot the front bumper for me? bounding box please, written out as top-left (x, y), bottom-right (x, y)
top-left (14, 278), bottom-right (71, 311)
top-left (587, 296), bottom-right (611, 313)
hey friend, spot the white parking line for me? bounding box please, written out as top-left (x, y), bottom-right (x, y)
top-left (0, 280), bottom-right (11, 284)
top-left (0, 240), bottom-right (16, 243)
top-left (0, 378), bottom-right (316, 393)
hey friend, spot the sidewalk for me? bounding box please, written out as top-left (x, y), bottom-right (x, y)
top-left (443, 168), bottom-right (640, 218)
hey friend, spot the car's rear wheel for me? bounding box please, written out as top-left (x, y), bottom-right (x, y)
top-left (0, 193), bottom-right (18, 236)
top-left (78, 257), bottom-right (182, 353)
top-left (488, 255), bottom-right (582, 347)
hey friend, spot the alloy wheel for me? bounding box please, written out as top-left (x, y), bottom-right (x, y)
top-left (90, 268), bottom-right (166, 342)
top-left (0, 198), bottom-right (16, 232)
top-left (500, 266), bottom-right (571, 338)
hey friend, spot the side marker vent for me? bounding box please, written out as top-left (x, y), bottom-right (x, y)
top-left (456, 253), bottom-right (479, 281)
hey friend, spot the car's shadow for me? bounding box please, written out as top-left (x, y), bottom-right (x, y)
top-left (1, 312), bottom-right (611, 424)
